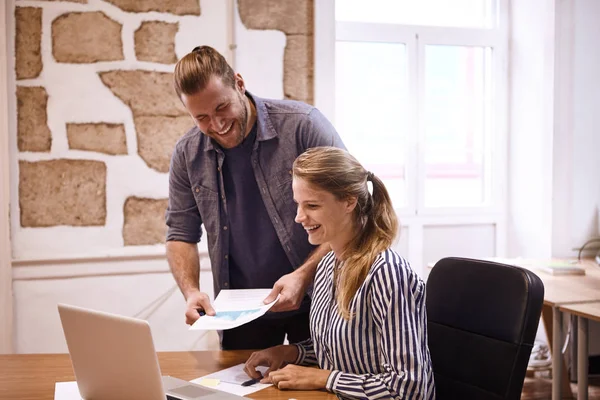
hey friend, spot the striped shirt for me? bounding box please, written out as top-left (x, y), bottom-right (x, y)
top-left (295, 249), bottom-right (436, 399)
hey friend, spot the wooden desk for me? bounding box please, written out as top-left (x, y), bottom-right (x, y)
top-left (0, 350), bottom-right (337, 400)
top-left (521, 260), bottom-right (600, 400)
top-left (559, 301), bottom-right (600, 400)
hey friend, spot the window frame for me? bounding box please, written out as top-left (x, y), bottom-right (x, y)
top-left (314, 0), bottom-right (509, 269)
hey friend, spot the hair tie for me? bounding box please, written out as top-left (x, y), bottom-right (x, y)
top-left (366, 171), bottom-right (374, 196)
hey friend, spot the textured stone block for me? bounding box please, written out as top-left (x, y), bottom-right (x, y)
top-left (67, 123), bottom-right (127, 155)
top-left (15, 7), bottom-right (43, 80)
top-left (135, 21), bottom-right (178, 64)
top-left (284, 35), bottom-right (313, 103)
top-left (238, 0), bottom-right (314, 104)
top-left (238, 0), bottom-right (313, 34)
top-left (123, 197), bottom-right (169, 246)
top-left (19, 159), bottom-right (106, 227)
top-left (99, 70), bottom-right (186, 117)
top-left (105, 0), bottom-right (200, 16)
top-left (134, 116), bottom-right (191, 173)
top-left (37, 0), bottom-right (87, 3)
top-left (17, 86), bottom-right (52, 152)
top-left (52, 12), bottom-right (124, 63)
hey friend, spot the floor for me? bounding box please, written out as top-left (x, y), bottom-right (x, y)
top-left (521, 375), bottom-right (600, 399)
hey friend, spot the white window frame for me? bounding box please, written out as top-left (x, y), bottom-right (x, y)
top-left (315, 1), bottom-right (509, 271)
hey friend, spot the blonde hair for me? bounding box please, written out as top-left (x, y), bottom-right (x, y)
top-left (174, 46), bottom-right (236, 97)
top-left (293, 147), bottom-right (398, 319)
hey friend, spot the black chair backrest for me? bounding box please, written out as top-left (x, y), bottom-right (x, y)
top-left (426, 257), bottom-right (544, 400)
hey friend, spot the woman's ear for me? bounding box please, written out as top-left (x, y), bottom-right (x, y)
top-left (345, 196), bottom-right (358, 214)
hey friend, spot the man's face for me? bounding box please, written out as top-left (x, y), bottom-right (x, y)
top-left (181, 74), bottom-right (249, 149)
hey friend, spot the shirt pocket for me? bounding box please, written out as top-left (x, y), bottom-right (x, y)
top-left (192, 185), bottom-right (219, 236)
top-left (275, 168), bottom-right (293, 191)
top-left (272, 169), bottom-right (296, 226)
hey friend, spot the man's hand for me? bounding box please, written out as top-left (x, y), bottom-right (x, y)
top-left (244, 345), bottom-right (299, 380)
top-left (184, 290), bottom-right (215, 325)
top-left (264, 269), bottom-right (311, 312)
top-left (266, 364), bottom-right (331, 391)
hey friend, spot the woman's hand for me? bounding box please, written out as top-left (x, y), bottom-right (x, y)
top-left (266, 364), bottom-right (331, 390)
top-left (244, 345), bottom-right (299, 380)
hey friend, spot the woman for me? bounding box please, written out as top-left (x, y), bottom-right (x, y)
top-left (244, 147), bottom-right (435, 399)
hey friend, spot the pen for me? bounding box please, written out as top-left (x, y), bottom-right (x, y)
top-left (241, 378), bottom-right (261, 387)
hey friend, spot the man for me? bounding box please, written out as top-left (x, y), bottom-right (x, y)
top-left (166, 46), bottom-right (345, 350)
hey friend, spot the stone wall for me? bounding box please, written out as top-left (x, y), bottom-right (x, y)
top-left (238, 0), bottom-right (314, 104)
top-left (10, 0), bottom-right (314, 259)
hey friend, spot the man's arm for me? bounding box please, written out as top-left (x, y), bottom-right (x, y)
top-left (265, 243), bottom-right (330, 312)
top-left (166, 143), bottom-right (214, 324)
top-left (167, 240), bottom-right (215, 324)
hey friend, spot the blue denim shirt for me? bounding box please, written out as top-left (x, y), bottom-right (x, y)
top-left (166, 92), bottom-right (346, 296)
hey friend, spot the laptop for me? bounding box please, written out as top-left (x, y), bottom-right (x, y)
top-left (58, 303), bottom-right (245, 400)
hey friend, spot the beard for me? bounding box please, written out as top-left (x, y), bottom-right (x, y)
top-left (209, 91), bottom-right (249, 149)
top-left (237, 91), bottom-right (249, 141)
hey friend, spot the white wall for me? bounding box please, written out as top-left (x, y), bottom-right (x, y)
top-left (552, 0), bottom-right (600, 259)
top-left (509, 0), bottom-right (600, 254)
top-left (12, 255), bottom-right (220, 353)
top-left (568, 0), bottom-right (600, 250)
top-left (511, 0), bottom-right (600, 353)
top-left (507, 0), bottom-right (556, 259)
top-left (561, 0), bottom-right (600, 355)
top-left (7, 0), bottom-right (288, 354)
top-left (1, 0), bottom-right (14, 354)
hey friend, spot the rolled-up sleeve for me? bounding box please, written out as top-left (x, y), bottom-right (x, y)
top-left (165, 144), bottom-right (202, 243)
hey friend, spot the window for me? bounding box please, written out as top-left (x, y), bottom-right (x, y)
top-left (320, 0), bottom-right (506, 212)
top-left (315, 0), bottom-right (508, 270)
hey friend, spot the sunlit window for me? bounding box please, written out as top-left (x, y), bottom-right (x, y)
top-left (333, 0), bottom-right (503, 211)
top-left (336, 0), bottom-right (497, 28)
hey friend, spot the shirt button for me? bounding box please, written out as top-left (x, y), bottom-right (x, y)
top-left (217, 167), bottom-right (221, 172)
top-left (223, 226), bottom-right (228, 230)
top-left (225, 255), bottom-right (228, 259)
top-left (223, 282), bottom-right (229, 287)
top-left (195, 188), bottom-right (199, 193)
top-left (221, 194), bottom-right (225, 200)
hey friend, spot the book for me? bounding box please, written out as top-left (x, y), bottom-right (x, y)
top-left (537, 262), bottom-right (586, 276)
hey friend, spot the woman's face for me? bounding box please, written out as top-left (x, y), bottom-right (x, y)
top-left (293, 177), bottom-right (356, 251)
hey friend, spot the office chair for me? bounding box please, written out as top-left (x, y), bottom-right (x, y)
top-left (426, 257), bottom-right (544, 400)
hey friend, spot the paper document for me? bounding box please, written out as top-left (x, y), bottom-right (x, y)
top-left (190, 289), bottom-right (278, 331)
top-left (191, 363), bottom-right (272, 396)
top-left (54, 381), bottom-right (82, 399)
